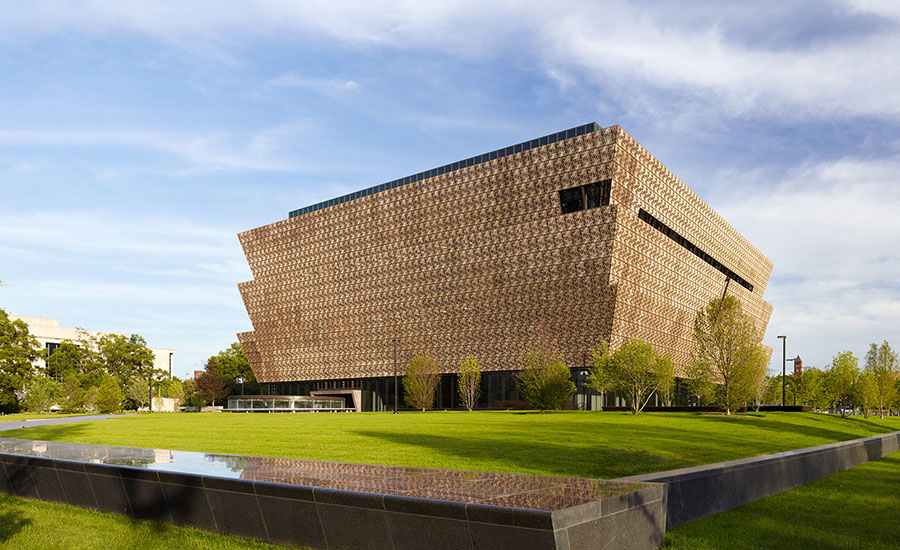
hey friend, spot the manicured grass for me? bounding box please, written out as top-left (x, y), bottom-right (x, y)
top-left (665, 451), bottom-right (900, 549)
top-left (2, 411), bottom-right (898, 478)
top-left (0, 493), bottom-right (294, 550)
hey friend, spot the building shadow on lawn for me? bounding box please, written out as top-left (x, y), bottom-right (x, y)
top-left (0, 421), bottom-right (93, 443)
top-left (692, 414), bottom-right (897, 445)
top-left (0, 495), bottom-right (33, 542)
top-left (350, 429), bottom-right (686, 478)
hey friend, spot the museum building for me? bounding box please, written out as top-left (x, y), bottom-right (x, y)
top-left (237, 123), bottom-right (773, 411)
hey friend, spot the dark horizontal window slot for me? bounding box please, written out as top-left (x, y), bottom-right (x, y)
top-left (289, 122), bottom-right (602, 218)
top-left (559, 179), bottom-right (611, 214)
top-left (638, 208), bottom-right (753, 292)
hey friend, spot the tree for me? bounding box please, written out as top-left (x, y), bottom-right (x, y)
top-left (97, 333), bottom-right (155, 390)
top-left (159, 377), bottom-right (185, 407)
top-left (24, 376), bottom-right (61, 412)
top-left (126, 377), bottom-right (151, 410)
top-left (95, 375), bottom-right (124, 413)
top-left (196, 359), bottom-right (230, 406)
top-left (795, 368), bottom-right (828, 409)
top-left (59, 375), bottom-right (87, 412)
top-left (518, 344), bottom-right (575, 412)
top-left (45, 339), bottom-right (97, 381)
top-left (732, 343), bottom-right (769, 411)
top-left (182, 378), bottom-right (202, 409)
top-left (403, 355), bottom-right (441, 411)
top-left (692, 296), bottom-right (768, 415)
top-left (457, 355), bottom-right (481, 411)
top-left (207, 342), bottom-right (258, 395)
top-left (751, 372), bottom-right (769, 412)
top-left (684, 360), bottom-right (716, 406)
top-left (826, 351), bottom-right (859, 418)
top-left (603, 339), bottom-right (674, 415)
top-left (864, 341), bottom-right (899, 419)
top-left (0, 307), bottom-right (41, 413)
top-left (854, 371), bottom-right (879, 419)
top-left (587, 342), bottom-right (615, 411)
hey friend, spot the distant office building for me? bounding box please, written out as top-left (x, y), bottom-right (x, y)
top-left (10, 314), bottom-right (175, 376)
top-left (237, 123), bottom-right (773, 411)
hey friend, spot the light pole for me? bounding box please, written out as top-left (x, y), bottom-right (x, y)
top-left (393, 338), bottom-right (398, 414)
top-left (236, 375), bottom-right (244, 396)
top-left (777, 335), bottom-right (786, 407)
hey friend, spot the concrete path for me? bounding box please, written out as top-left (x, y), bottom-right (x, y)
top-left (0, 414), bottom-right (131, 431)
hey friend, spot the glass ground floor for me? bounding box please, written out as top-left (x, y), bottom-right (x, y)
top-left (259, 369), bottom-right (693, 412)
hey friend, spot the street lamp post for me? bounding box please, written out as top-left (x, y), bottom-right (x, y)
top-left (393, 338), bottom-right (398, 414)
top-left (777, 335), bottom-right (786, 407)
top-left (236, 375), bottom-right (244, 396)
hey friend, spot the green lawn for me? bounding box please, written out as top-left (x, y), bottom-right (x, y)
top-left (665, 451), bottom-right (900, 549)
top-left (2, 411), bottom-right (898, 549)
top-left (2, 411), bottom-right (898, 478)
top-left (0, 494), bottom-right (293, 550)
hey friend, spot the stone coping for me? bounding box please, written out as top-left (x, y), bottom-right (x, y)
top-left (616, 430), bottom-right (900, 527)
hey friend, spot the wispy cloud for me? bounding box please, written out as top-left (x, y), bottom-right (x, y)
top-left (0, 124), bottom-right (318, 175)
top-left (3, 1), bottom-right (899, 123)
top-left (262, 72), bottom-right (360, 93)
top-left (0, 210), bottom-right (249, 278)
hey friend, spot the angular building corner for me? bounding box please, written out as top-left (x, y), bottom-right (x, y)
top-left (236, 123), bottom-right (773, 410)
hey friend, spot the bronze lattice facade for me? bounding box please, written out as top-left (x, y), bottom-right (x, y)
top-left (237, 123), bottom-right (773, 409)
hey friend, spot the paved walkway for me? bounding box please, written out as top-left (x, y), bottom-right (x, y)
top-left (0, 414), bottom-right (131, 431)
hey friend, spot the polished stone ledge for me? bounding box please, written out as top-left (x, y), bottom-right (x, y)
top-left (616, 430), bottom-right (900, 527)
top-left (0, 438), bottom-right (666, 550)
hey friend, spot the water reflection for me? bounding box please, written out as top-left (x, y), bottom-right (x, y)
top-left (0, 437), bottom-right (649, 510)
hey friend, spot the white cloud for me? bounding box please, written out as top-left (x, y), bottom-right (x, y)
top-left (0, 124), bottom-right (316, 174)
top-left (0, 210), bottom-right (249, 278)
top-left (2, 1), bottom-right (899, 122)
top-left (263, 72), bottom-right (360, 93)
top-left (711, 157), bottom-right (900, 369)
top-left (839, 0), bottom-right (900, 19)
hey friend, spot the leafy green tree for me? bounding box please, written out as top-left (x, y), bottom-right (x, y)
top-left (692, 296), bottom-right (768, 415)
top-left (59, 375), bottom-right (87, 412)
top-left (125, 377), bottom-right (151, 410)
top-left (518, 345), bottom-right (575, 412)
top-left (182, 378), bottom-right (202, 408)
top-left (97, 333), bottom-right (155, 390)
top-left (196, 359), bottom-right (229, 406)
top-left (159, 377), bottom-right (185, 407)
top-left (732, 343), bottom-right (769, 411)
top-left (457, 355), bottom-right (481, 411)
top-left (403, 355), bottom-right (441, 411)
top-left (684, 359), bottom-right (716, 406)
top-left (0, 307), bottom-right (41, 413)
top-left (45, 339), bottom-right (98, 382)
top-left (864, 341), bottom-right (899, 419)
top-left (892, 378), bottom-right (900, 414)
top-left (603, 339), bottom-right (674, 415)
top-left (587, 342), bottom-right (615, 411)
top-left (94, 375), bottom-right (123, 413)
top-left (854, 371), bottom-right (879, 418)
top-left (764, 375), bottom-right (783, 405)
top-left (23, 376), bottom-right (61, 412)
top-left (826, 351), bottom-right (860, 418)
top-left (207, 342), bottom-right (257, 395)
top-left (795, 368), bottom-right (828, 409)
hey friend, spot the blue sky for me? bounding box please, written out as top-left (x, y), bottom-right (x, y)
top-left (1, 1), bottom-right (899, 378)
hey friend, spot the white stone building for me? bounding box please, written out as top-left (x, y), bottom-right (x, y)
top-left (9, 314), bottom-right (175, 376)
